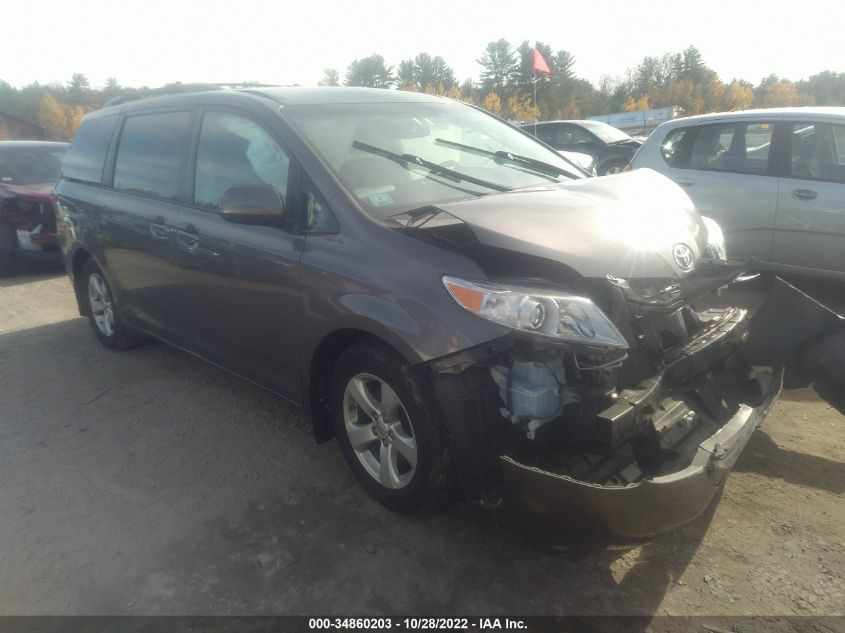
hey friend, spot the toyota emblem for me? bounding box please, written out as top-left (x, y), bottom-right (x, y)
top-left (672, 243), bottom-right (695, 271)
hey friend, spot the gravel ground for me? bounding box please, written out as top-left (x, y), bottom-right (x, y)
top-left (0, 270), bottom-right (843, 620)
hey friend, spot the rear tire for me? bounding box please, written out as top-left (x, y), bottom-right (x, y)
top-left (81, 258), bottom-right (142, 350)
top-left (0, 223), bottom-right (16, 277)
top-left (330, 341), bottom-right (452, 513)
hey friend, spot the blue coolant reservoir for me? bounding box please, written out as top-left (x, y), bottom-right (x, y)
top-left (491, 357), bottom-right (567, 425)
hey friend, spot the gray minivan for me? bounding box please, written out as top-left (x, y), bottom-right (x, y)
top-left (55, 87), bottom-right (834, 539)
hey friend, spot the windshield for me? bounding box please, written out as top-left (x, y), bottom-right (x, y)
top-left (283, 100), bottom-right (581, 218)
top-left (0, 145), bottom-right (68, 185)
top-left (578, 121), bottom-right (631, 144)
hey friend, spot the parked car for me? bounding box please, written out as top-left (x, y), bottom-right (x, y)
top-left (630, 107), bottom-right (845, 281)
top-left (558, 149), bottom-right (597, 176)
top-left (56, 87), bottom-right (823, 539)
top-left (0, 141), bottom-right (69, 275)
top-left (521, 120), bottom-right (643, 175)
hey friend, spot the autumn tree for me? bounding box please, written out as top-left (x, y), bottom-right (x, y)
top-left (68, 106), bottom-right (86, 136)
top-left (622, 95), bottom-right (650, 112)
top-left (481, 92), bottom-right (503, 116)
top-left (345, 55), bottom-right (394, 88)
top-left (506, 94), bottom-right (540, 121)
top-left (720, 80), bottom-right (754, 111)
top-left (37, 93), bottom-right (68, 140)
top-left (756, 81), bottom-right (815, 107)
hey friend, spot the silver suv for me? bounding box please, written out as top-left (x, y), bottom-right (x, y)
top-left (631, 107), bottom-right (845, 280)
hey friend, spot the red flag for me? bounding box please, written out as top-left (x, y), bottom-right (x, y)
top-left (533, 48), bottom-right (551, 74)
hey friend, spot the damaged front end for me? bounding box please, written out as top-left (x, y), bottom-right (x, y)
top-left (428, 270), bottom-right (835, 540)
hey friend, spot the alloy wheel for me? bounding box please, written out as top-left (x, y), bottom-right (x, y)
top-left (342, 373), bottom-right (418, 490)
top-left (88, 272), bottom-right (115, 337)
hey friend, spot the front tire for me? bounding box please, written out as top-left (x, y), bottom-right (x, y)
top-left (81, 259), bottom-right (142, 350)
top-left (330, 342), bottom-right (452, 513)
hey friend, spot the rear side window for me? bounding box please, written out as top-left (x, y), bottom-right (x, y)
top-left (114, 112), bottom-right (192, 200)
top-left (534, 125), bottom-right (557, 146)
top-left (688, 122), bottom-right (773, 175)
top-left (660, 127), bottom-right (694, 168)
top-left (557, 124), bottom-right (592, 145)
top-left (62, 115), bottom-right (118, 184)
top-left (788, 122), bottom-right (845, 183)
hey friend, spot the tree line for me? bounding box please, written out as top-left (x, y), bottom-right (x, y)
top-left (2, 43), bottom-right (844, 141)
top-left (329, 42), bottom-right (845, 121)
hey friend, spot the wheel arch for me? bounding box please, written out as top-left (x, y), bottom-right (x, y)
top-left (70, 247), bottom-right (95, 315)
top-left (306, 328), bottom-right (418, 444)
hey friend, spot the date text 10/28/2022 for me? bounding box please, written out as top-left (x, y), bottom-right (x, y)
top-left (308, 618), bottom-right (528, 630)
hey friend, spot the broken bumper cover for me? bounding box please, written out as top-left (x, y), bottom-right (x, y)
top-left (500, 369), bottom-right (782, 540)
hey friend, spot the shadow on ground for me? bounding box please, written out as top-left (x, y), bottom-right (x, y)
top-left (736, 429), bottom-right (845, 495)
top-left (0, 317), bottom-right (720, 620)
top-left (0, 266), bottom-right (64, 289)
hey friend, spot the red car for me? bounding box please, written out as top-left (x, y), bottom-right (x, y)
top-left (0, 141), bottom-right (69, 276)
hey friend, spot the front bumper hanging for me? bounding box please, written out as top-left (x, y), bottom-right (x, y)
top-left (431, 275), bottom-right (840, 540)
top-left (501, 368), bottom-right (781, 539)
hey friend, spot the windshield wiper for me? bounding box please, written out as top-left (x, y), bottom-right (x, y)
top-left (351, 141), bottom-right (512, 192)
top-left (434, 138), bottom-right (580, 179)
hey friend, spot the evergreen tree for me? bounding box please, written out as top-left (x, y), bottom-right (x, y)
top-left (477, 39), bottom-right (518, 100)
top-left (344, 55), bottom-right (394, 89)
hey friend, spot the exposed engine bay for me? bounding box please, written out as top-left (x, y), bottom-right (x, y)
top-left (428, 272), bottom-right (838, 539)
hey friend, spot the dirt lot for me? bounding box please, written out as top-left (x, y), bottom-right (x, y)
top-left (0, 270), bottom-right (843, 619)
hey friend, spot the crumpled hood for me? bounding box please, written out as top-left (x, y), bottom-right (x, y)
top-left (0, 182), bottom-right (55, 200)
top-left (433, 168), bottom-right (708, 280)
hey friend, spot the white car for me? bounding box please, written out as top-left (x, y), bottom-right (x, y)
top-left (631, 107), bottom-right (845, 280)
top-left (558, 150), bottom-right (596, 176)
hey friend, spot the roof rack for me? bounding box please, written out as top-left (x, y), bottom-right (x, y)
top-left (103, 83), bottom-right (282, 108)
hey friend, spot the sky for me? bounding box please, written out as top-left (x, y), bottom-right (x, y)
top-left (5, 0), bottom-right (844, 90)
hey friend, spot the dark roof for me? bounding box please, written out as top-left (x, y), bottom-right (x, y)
top-left (253, 87), bottom-right (448, 106)
top-left (94, 85), bottom-right (449, 115)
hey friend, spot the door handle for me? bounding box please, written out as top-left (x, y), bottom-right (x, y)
top-left (176, 224), bottom-right (200, 250)
top-left (673, 177), bottom-right (694, 187)
top-left (792, 188), bottom-right (817, 201)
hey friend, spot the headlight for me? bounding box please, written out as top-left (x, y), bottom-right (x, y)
top-left (443, 276), bottom-right (628, 349)
top-left (702, 216), bottom-right (727, 262)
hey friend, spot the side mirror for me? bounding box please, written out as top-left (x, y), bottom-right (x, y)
top-left (220, 184), bottom-right (284, 226)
